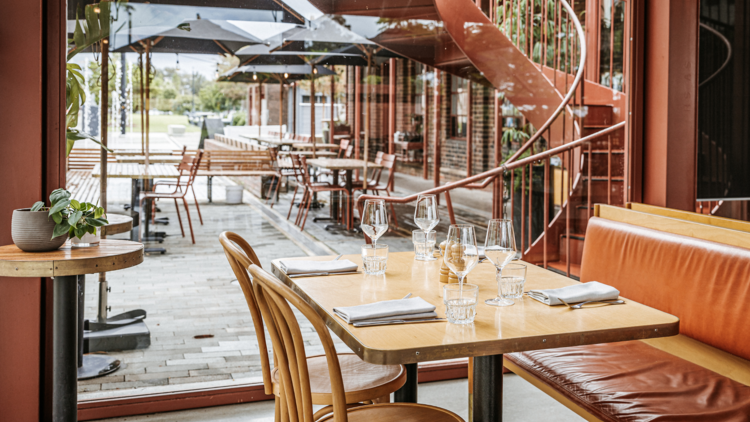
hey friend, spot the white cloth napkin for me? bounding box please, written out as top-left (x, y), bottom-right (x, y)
top-left (279, 259), bottom-right (358, 275)
top-left (333, 297), bottom-right (437, 324)
top-left (527, 281), bottom-right (620, 306)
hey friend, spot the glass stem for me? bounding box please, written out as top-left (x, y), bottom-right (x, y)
top-left (458, 275), bottom-right (465, 298)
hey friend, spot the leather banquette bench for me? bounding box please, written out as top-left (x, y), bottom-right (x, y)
top-left (504, 204), bottom-right (750, 421)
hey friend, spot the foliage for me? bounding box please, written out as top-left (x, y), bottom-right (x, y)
top-left (31, 189), bottom-right (108, 241)
top-left (232, 114), bottom-right (246, 126)
top-left (199, 82), bottom-right (245, 112)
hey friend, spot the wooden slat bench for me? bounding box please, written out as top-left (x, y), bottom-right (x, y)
top-left (505, 204), bottom-right (750, 421)
top-left (197, 149), bottom-right (279, 203)
top-left (66, 170), bottom-right (100, 204)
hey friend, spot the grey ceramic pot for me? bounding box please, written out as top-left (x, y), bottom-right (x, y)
top-left (11, 208), bottom-right (68, 252)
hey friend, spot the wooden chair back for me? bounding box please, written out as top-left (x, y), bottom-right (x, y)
top-left (218, 232), bottom-right (273, 394)
top-left (186, 151), bottom-right (204, 187)
top-left (338, 139), bottom-right (351, 158)
top-left (367, 152), bottom-right (385, 185)
top-left (199, 150), bottom-right (275, 172)
top-left (344, 145), bottom-right (354, 159)
top-left (289, 154), bottom-right (307, 185)
top-left (298, 155), bottom-right (314, 186)
top-left (248, 264), bottom-right (348, 422)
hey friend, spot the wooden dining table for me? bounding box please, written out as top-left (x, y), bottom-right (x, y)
top-left (271, 252), bottom-right (680, 422)
top-left (306, 158), bottom-right (384, 231)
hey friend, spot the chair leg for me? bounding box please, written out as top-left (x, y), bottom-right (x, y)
top-left (300, 190), bottom-right (314, 231)
top-left (295, 190), bottom-right (308, 227)
top-left (151, 200), bottom-right (156, 224)
top-left (287, 184), bottom-right (300, 220)
top-left (191, 184), bottom-right (203, 225)
top-left (174, 198), bottom-right (185, 238)
top-left (182, 197), bottom-right (196, 244)
top-left (138, 197), bottom-right (146, 242)
top-left (273, 175), bottom-right (281, 206)
top-left (274, 397), bottom-right (281, 422)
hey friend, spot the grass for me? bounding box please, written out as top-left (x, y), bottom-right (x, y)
top-left (111, 114), bottom-right (201, 133)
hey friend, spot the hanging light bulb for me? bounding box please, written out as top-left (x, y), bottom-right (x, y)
top-left (94, 6), bottom-right (101, 13)
top-left (284, 73), bottom-right (289, 79)
top-left (175, 53), bottom-right (180, 71)
top-left (313, 66), bottom-right (318, 74)
top-left (215, 63), bottom-right (219, 79)
top-left (253, 72), bottom-right (257, 81)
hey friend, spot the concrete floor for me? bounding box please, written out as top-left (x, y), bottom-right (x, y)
top-left (92, 376), bottom-right (584, 421)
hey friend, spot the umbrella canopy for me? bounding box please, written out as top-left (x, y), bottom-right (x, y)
top-left (114, 19), bottom-right (263, 54)
top-left (219, 64), bottom-right (335, 83)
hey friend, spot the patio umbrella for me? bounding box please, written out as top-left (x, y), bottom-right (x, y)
top-left (219, 64), bottom-right (335, 140)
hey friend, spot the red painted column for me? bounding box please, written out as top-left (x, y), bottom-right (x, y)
top-left (354, 67), bottom-right (362, 159)
top-left (434, 70), bottom-right (442, 188)
top-left (466, 82), bottom-right (473, 177)
top-left (640, 0), bottom-right (699, 211)
top-left (388, 58), bottom-right (396, 155)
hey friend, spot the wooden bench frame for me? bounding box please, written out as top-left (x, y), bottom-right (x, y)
top-left (504, 204), bottom-right (750, 421)
top-left (198, 149), bottom-right (280, 203)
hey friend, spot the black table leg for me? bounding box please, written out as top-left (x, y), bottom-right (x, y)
top-left (473, 354), bottom-right (503, 422)
top-left (53, 275), bottom-right (78, 422)
top-left (394, 362), bottom-right (418, 403)
top-left (130, 179), bottom-right (140, 242)
top-left (141, 179), bottom-right (166, 254)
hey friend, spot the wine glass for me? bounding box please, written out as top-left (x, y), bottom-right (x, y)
top-left (443, 224), bottom-right (480, 289)
top-left (414, 194), bottom-right (439, 233)
top-left (360, 199), bottom-right (389, 245)
top-left (484, 219), bottom-right (518, 306)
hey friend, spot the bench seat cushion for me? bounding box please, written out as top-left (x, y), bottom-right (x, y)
top-left (506, 341), bottom-right (750, 422)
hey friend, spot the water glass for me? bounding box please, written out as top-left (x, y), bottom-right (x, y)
top-left (443, 224), bottom-right (480, 285)
top-left (360, 199), bottom-right (389, 245)
top-left (484, 218), bottom-right (518, 306)
top-left (412, 230), bottom-right (437, 261)
top-left (497, 263), bottom-right (527, 306)
top-left (414, 194), bottom-right (439, 232)
top-left (361, 244), bottom-right (388, 275)
top-left (444, 283), bottom-right (479, 324)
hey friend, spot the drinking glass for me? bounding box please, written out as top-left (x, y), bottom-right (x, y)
top-left (444, 283), bottom-right (478, 324)
top-left (361, 244), bottom-right (388, 275)
top-left (412, 230), bottom-right (437, 261)
top-left (497, 263), bottom-right (527, 305)
top-left (360, 199), bottom-right (389, 245)
top-left (414, 194), bottom-right (439, 233)
top-left (484, 219), bottom-right (519, 306)
top-left (443, 225), bottom-right (480, 288)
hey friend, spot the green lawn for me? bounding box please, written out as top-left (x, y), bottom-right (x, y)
top-left (112, 114), bottom-right (201, 133)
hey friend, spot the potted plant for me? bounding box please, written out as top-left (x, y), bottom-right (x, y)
top-left (11, 189), bottom-right (108, 252)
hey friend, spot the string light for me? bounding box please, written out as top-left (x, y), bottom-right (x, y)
top-left (175, 53), bottom-right (180, 71)
top-left (214, 63), bottom-right (219, 78)
top-left (313, 66), bottom-right (318, 74)
top-left (284, 73), bottom-right (289, 78)
top-left (94, 6), bottom-right (101, 13)
top-left (253, 72), bottom-right (257, 81)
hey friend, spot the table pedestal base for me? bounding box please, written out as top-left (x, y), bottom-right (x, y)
top-left (394, 363), bottom-right (418, 403)
top-left (78, 355), bottom-right (121, 380)
top-left (52, 275), bottom-right (79, 422)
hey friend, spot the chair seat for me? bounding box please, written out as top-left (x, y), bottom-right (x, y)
top-left (319, 403), bottom-right (464, 422)
top-left (272, 353), bottom-right (406, 405)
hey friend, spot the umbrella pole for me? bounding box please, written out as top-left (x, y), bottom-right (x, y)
top-left (311, 68), bottom-right (316, 158)
top-left (330, 66), bottom-right (335, 144)
top-left (279, 77), bottom-right (283, 140)
top-left (292, 82), bottom-right (297, 136)
top-left (100, 40), bottom-right (109, 213)
top-left (363, 53), bottom-right (371, 190)
top-left (139, 52), bottom-right (145, 155)
top-left (145, 42), bottom-right (151, 168)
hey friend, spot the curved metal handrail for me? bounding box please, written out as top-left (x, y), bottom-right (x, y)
top-left (356, 122), bottom-right (626, 218)
top-left (699, 22), bottom-right (732, 88)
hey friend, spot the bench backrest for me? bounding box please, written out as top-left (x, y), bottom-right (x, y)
top-left (580, 205), bottom-right (750, 361)
top-left (199, 150), bottom-right (275, 171)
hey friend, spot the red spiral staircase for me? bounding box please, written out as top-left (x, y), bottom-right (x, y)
top-left (310, 0), bottom-right (627, 278)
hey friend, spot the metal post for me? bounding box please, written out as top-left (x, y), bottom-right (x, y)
top-left (354, 66), bottom-right (361, 159)
top-left (100, 41), bottom-right (109, 213)
top-left (292, 82), bottom-right (297, 136)
top-left (467, 81), bottom-right (473, 177)
top-left (422, 65), bottom-right (429, 179)
top-left (394, 363), bottom-right (418, 403)
top-left (52, 275), bottom-right (78, 422)
top-left (330, 65), bottom-right (336, 144)
top-left (472, 354), bottom-right (503, 422)
top-left (388, 58), bottom-right (396, 155)
top-left (311, 69), bottom-right (316, 157)
top-left (433, 70), bottom-right (441, 190)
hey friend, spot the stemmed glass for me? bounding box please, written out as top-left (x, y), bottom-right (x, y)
top-left (360, 199), bottom-right (389, 245)
top-left (484, 219), bottom-right (518, 306)
top-left (414, 194), bottom-right (439, 233)
top-left (443, 224), bottom-right (480, 290)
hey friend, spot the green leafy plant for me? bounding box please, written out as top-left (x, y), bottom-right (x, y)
top-left (31, 189), bottom-right (108, 241)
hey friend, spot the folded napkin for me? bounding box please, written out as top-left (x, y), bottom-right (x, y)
top-left (333, 297), bottom-right (437, 324)
top-left (527, 281), bottom-right (620, 306)
top-left (279, 259), bottom-right (358, 275)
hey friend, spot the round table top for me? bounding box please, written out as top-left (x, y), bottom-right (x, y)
top-left (0, 239), bottom-right (144, 277)
top-left (102, 213), bottom-right (134, 236)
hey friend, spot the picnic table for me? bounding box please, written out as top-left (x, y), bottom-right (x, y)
top-left (115, 155), bottom-right (183, 164)
top-left (306, 158), bottom-right (384, 231)
top-left (271, 251), bottom-right (679, 422)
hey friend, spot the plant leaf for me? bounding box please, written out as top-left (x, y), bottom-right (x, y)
top-left (50, 188), bottom-right (71, 206)
top-left (94, 207), bottom-right (104, 218)
top-left (51, 212), bottom-right (63, 224)
top-left (87, 217), bottom-right (108, 227)
top-left (70, 199), bottom-right (81, 210)
top-left (52, 221), bottom-right (71, 239)
top-left (31, 201), bottom-right (45, 212)
top-left (68, 210), bottom-right (83, 227)
top-left (75, 226), bottom-right (86, 240)
top-left (49, 199), bottom-right (70, 216)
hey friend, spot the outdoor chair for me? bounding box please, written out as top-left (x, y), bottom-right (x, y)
top-left (297, 155), bottom-right (348, 230)
top-left (219, 232), bottom-right (414, 422)
top-left (139, 151), bottom-right (203, 244)
top-left (243, 261), bottom-right (464, 422)
top-left (285, 154), bottom-right (309, 221)
top-left (316, 139), bottom-right (351, 184)
top-left (151, 147), bottom-right (203, 225)
top-left (344, 145), bottom-right (354, 158)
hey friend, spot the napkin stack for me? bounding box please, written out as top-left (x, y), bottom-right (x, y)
top-left (527, 281), bottom-right (620, 306)
top-left (279, 259), bottom-right (358, 276)
top-left (333, 297), bottom-right (437, 324)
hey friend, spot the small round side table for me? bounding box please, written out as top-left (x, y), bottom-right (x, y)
top-left (0, 240), bottom-right (143, 422)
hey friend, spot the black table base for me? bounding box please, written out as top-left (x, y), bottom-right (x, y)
top-left (53, 275), bottom-right (79, 421)
top-left (473, 354), bottom-right (504, 422)
top-left (394, 363), bottom-right (419, 403)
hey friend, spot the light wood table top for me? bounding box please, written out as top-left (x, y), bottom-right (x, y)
top-left (113, 149), bottom-right (176, 156)
top-left (101, 213), bottom-right (133, 236)
top-left (91, 163), bottom-right (180, 179)
top-left (272, 252), bottom-right (680, 365)
top-left (293, 143), bottom-right (340, 150)
top-left (240, 135), bottom-right (297, 146)
top-left (278, 150), bottom-right (338, 157)
top-left (306, 158), bottom-right (384, 170)
top-left (116, 155), bottom-right (183, 164)
top-left (0, 239), bottom-right (144, 277)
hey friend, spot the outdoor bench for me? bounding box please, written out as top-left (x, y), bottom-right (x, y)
top-left (197, 149), bottom-right (279, 202)
top-left (505, 204), bottom-right (750, 421)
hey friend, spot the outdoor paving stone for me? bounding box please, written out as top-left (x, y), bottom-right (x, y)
top-left (188, 367), bottom-right (253, 377)
top-left (183, 351), bottom-right (242, 359)
top-left (126, 371), bottom-right (190, 382)
top-left (146, 364), bottom-right (209, 373)
top-left (169, 374), bottom-right (232, 385)
top-left (166, 357), bottom-right (227, 366)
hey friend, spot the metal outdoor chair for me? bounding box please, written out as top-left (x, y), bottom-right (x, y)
top-left (219, 232), bottom-right (411, 422)
top-left (151, 147), bottom-right (204, 225)
top-left (297, 155), bottom-right (348, 230)
top-left (243, 261), bottom-right (464, 422)
top-left (352, 153), bottom-right (398, 229)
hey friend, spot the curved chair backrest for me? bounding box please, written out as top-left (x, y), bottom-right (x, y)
top-left (248, 264), bottom-right (348, 422)
top-left (298, 155), bottom-right (313, 186)
top-left (218, 232), bottom-right (273, 395)
top-left (186, 150), bottom-right (204, 186)
top-left (289, 154), bottom-right (307, 184)
top-left (338, 139), bottom-right (351, 158)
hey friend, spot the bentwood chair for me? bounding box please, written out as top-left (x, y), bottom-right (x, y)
top-left (140, 151), bottom-right (203, 244)
top-left (246, 262), bottom-right (465, 422)
top-left (219, 232), bottom-right (409, 421)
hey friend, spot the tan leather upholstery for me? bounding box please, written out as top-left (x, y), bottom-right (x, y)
top-left (580, 217), bottom-right (750, 361)
top-left (506, 341), bottom-right (750, 422)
